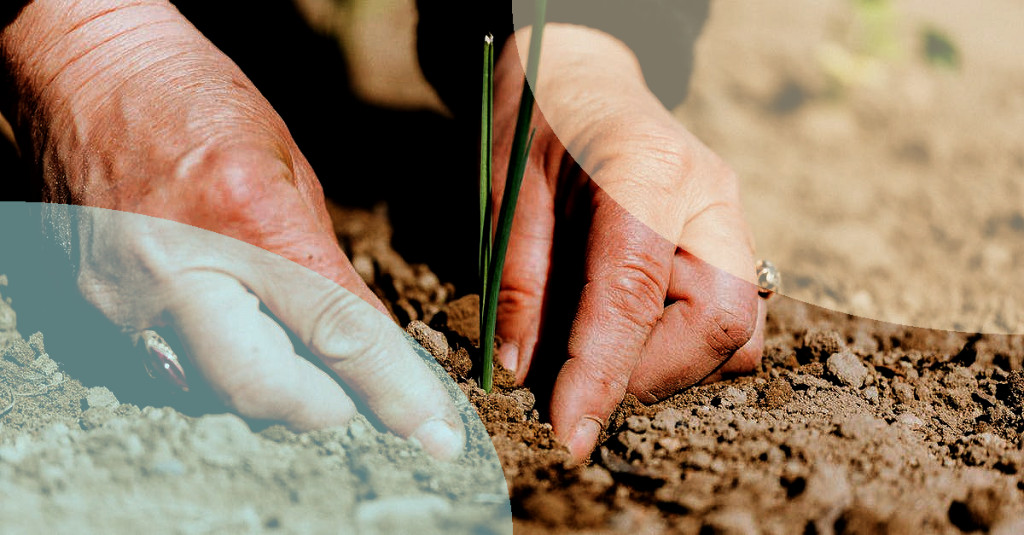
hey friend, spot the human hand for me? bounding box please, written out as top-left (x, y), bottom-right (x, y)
top-left (0, 0), bottom-right (464, 459)
top-left (491, 25), bottom-right (765, 463)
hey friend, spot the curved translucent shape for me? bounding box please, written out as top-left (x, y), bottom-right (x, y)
top-left (0, 203), bottom-right (511, 534)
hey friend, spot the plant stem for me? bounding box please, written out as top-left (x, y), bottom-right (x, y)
top-left (479, 34), bottom-right (494, 312)
top-left (480, 0), bottom-right (547, 393)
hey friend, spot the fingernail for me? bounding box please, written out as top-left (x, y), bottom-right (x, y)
top-left (410, 418), bottom-right (465, 462)
top-left (567, 417), bottom-right (603, 464)
top-left (498, 342), bottom-right (519, 374)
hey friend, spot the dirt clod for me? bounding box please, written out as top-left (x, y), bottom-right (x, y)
top-left (802, 328), bottom-right (845, 361)
top-left (406, 320), bottom-right (449, 361)
top-left (759, 378), bottom-right (794, 409)
top-left (430, 295), bottom-right (480, 348)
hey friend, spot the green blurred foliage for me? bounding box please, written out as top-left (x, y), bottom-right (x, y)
top-left (850, 0), bottom-right (899, 59)
top-left (922, 27), bottom-right (961, 70)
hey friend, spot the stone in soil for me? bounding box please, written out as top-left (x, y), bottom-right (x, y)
top-left (826, 350), bottom-right (869, 388)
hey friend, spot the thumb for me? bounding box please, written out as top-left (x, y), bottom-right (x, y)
top-left (550, 189), bottom-right (674, 463)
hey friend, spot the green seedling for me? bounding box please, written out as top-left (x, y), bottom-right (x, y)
top-left (479, 0), bottom-right (547, 392)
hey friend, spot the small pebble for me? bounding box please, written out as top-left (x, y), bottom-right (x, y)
top-left (702, 507), bottom-right (759, 535)
top-left (509, 389), bottom-right (536, 414)
top-left (826, 350), bottom-right (869, 388)
top-left (717, 387), bottom-right (748, 408)
top-left (416, 270), bottom-right (440, 293)
top-left (688, 451), bottom-right (713, 470)
top-left (803, 328), bottom-right (844, 359)
top-left (351, 255), bottom-right (375, 283)
top-left (85, 387), bottom-right (119, 410)
top-left (896, 412), bottom-right (926, 428)
top-left (191, 413), bottom-right (260, 467)
top-left (0, 299), bottom-right (15, 331)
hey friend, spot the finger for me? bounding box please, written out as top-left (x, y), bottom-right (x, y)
top-left (550, 190), bottom-right (675, 464)
top-left (166, 272), bottom-right (359, 430)
top-left (493, 167), bottom-right (557, 383)
top-left (700, 296), bottom-right (766, 384)
top-left (629, 251), bottom-right (759, 400)
top-left (251, 253), bottom-right (466, 461)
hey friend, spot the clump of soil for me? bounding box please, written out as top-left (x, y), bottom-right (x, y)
top-left (331, 204), bottom-right (1024, 534)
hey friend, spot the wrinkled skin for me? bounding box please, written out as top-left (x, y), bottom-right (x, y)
top-left (490, 27), bottom-right (765, 462)
top-left (1, 0), bottom-right (464, 460)
top-left (0, 1), bottom-right (764, 464)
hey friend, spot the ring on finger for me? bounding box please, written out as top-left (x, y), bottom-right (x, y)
top-left (131, 329), bottom-right (189, 392)
top-left (755, 259), bottom-right (781, 299)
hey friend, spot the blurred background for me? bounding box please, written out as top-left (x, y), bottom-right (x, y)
top-left (675, 0), bottom-right (1024, 334)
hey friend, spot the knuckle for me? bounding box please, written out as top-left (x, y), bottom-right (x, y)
top-left (600, 261), bottom-right (668, 329)
top-left (576, 359), bottom-right (631, 398)
top-left (496, 283), bottom-right (542, 316)
top-left (306, 288), bottom-right (388, 368)
top-left (700, 298), bottom-right (757, 358)
top-left (187, 143), bottom-right (295, 211)
top-left (650, 138), bottom-right (697, 181)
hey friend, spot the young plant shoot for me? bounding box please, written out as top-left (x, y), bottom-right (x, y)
top-left (479, 0), bottom-right (547, 392)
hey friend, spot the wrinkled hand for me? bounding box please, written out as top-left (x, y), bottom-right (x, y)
top-left (1, 0), bottom-right (463, 459)
top-left (491, 25), bottom-right (766, 463)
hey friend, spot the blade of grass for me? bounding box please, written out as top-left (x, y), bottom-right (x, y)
top-left (479, 34), bottom-right (495, 314)
top-left (481, 0), bottom-right (547, 392)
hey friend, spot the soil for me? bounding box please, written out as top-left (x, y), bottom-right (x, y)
top-left (0, 267), bottom-right (511, 534)
top-left (3, 0), bottom-right (1024, 533)
top-left (5, 201), bottom-right (1024, 533)
top-left (334, 205), bottom-right (1024, 534)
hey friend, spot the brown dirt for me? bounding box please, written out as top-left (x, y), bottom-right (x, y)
top-left (326, 202), bottom-right (1024, 534)
top-left (5, 204), bottom-right (1024, 533)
